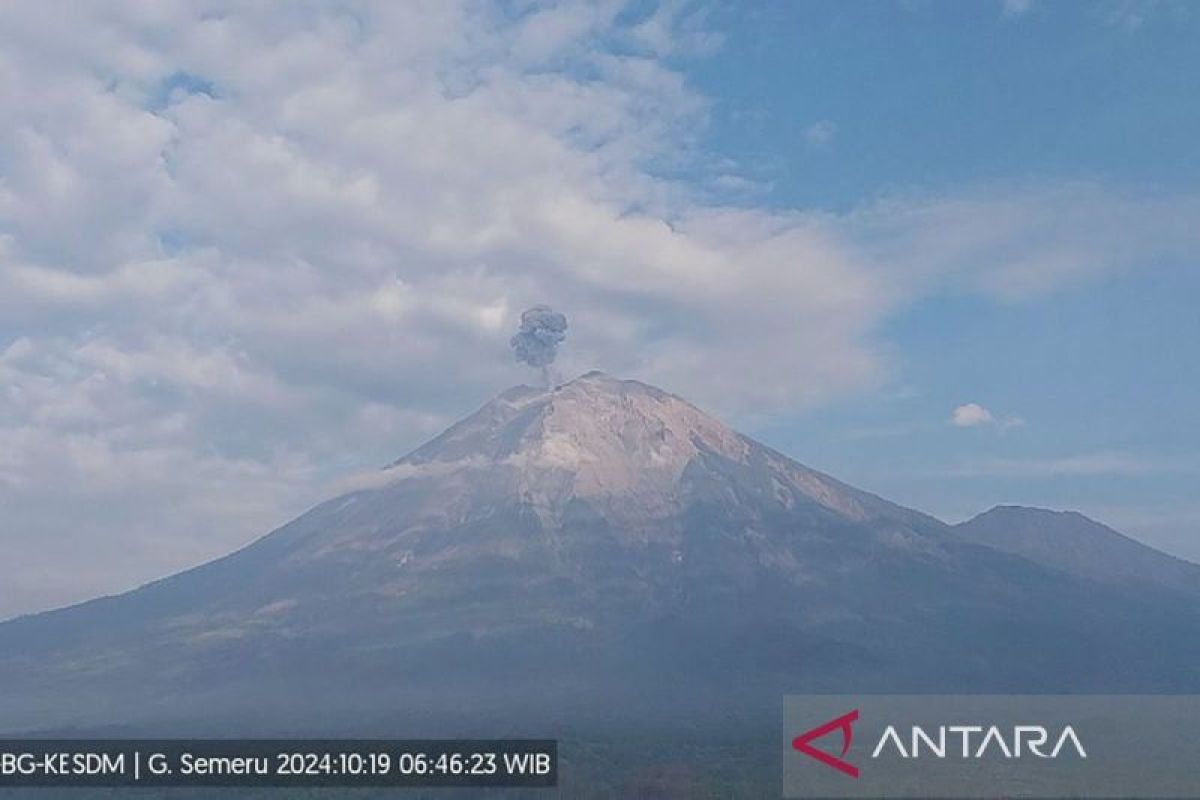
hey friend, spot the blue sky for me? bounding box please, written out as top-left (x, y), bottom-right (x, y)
top-left (683, 0), bottom-right (1200, 555)
top-left (0, 0), bottom-right (1196, 618)
top-left (693, 1), bottom-right (1200, 209)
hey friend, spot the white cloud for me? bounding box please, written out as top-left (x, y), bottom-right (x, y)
top-left (950, 403), bottom-right (995, 427)
top-left (1103, 0), bottom-right (1167, 31)
top-left (847, 183), bottom-right (1200, 303)
top-left (950, 403), bottom-right (1026, 429)
top-left (0, 1), bottom-right (1197, 617)
top-left (1001, 0), bottom-right (1034, 16)
top-left (804, 120), bottom-right (838, 148)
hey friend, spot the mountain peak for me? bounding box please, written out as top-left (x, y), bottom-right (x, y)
top-left (955, 505), bottom-right (1200, 588)
top-left (978, 504), bottom-right (1089, 522)
top-left (396, 371), bottom-right (747, 507)
top-left (377, 372), bottom-right (918, 529)
top-left (497, 369), bottom-right (622, 399)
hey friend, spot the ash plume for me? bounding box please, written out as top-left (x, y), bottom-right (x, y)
top-left (510, 305), bottom-right (568, 386)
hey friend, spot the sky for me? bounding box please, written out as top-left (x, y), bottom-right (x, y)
top-left (1, 0), bottom-right (1197, 620)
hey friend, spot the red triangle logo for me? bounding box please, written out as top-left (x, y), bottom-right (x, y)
top-left (791, 708), bottom-right (860, 778)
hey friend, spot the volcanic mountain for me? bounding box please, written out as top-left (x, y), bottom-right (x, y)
top-left (2, 372), bottom-right (1198, 735)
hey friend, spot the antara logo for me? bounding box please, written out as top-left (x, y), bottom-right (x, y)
top-left (792, 709), bottom-right (860, 778)
top-left (872, 724), bottom-right (1087, 759)
top-left (792, 710), bottom-right (1087, 779)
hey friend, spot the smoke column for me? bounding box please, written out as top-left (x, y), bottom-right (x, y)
top-left (510, 305), bottom-right (568, 386)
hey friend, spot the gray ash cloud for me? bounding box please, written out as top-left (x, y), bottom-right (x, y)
top-left (510, 305), bottom-right (568, 384)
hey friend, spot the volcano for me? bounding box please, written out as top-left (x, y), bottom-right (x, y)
top-left (2, 372), bottom-right (1198, 736)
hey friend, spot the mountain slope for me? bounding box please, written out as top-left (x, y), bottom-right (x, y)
top-left (954, 505), bottom-right (1200, 592)
top-left (1, 373), bottom-right (1198, 736)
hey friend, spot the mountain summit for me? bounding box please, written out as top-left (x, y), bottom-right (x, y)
top-left (2, 373), bottom-right (1198, 735)
top-left (398, 371), bottom-right (751, 516)
top-left (386, 371), bottom-right (927, 531)
top-left (955, 505), bottom-right (1200, 591)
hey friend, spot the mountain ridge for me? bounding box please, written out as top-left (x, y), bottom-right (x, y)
top-left (954, 504), bottom-right (1200, 591)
